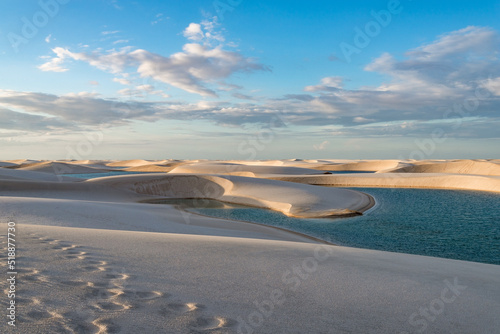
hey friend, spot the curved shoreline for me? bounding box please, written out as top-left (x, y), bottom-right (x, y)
top-left (177, 204), bottom-right (336, 245)
top-left (142, 193), bottom-right (377, 246)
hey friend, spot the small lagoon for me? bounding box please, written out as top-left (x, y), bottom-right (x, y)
top-left (150, 188), bottom-right (500, 265)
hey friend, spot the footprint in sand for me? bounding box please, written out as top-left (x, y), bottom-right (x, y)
top-left (92, 317), bottom-right (121, 334)
top-left (104, 272), bottom-right (130, 280)
top-left (64, 250), bottom-right (88, 260)
top-left (59, 309), bottom-right (100, 334)
top-left (84, 285), bottom-right (122, 299)
top-left (190, 316), bottom-right (236, 332)
top-left (159, 302), bottom-right (203, 316)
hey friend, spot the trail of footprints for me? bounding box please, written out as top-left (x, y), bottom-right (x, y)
top-left (1, 233), bottom-right (235, 333)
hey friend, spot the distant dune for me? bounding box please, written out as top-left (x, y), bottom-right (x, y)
top-left (106, 159), bottom-right (169, 167)
top-left (17, 161), bottom-right (113, 174)
top-left (384, 159), bottom-right (500, 175)
top-left (169, 161), bottom-right (327, 176)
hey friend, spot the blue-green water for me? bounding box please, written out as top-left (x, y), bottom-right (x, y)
top-left (67, 171), bottom-right (162, 179)
top-left (149, 188), bottom-right (500, 265)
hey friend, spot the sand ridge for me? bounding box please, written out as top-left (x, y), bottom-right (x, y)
top-left (16, 161), bottom-right (114, 174)
top-left (88, 173), bottom-right (373, 217)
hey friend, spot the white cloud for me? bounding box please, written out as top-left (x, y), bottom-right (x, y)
top-left (39, 18), bottom-right (264, 97)
top-left (113, 77), bottom-right (131, 85)
top-left (45, 34), bottom-right (52, 43)
top-left (183, 23), bottom-right (204, 41)
top-left (482, 77), bottom-right (500, 96)
top-left (305, 76), bottom-right (344, 92)
top-left (183, 17), bottom-right (225, 46)
top-left (31, 25), bottom-right (500, 140)
top-left (40, 44), bottom-right (266, 97)
top-left (38, 48), bottom-right (70, 72)
top-left (0, 89), bottom-right (161, 127)
top-left (300, 26), bottom-right (500, 125)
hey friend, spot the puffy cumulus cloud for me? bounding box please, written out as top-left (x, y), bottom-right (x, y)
top-left (130, 44), bottom-right (266, 96)
top-left (39, 44), bottom-right (266, 97)
top-left (39, 17), bottom-right (258, 97)
top-left (183, 23), bottom-right (204, 41)
top-left (183, 17), bottom-right (225, 46)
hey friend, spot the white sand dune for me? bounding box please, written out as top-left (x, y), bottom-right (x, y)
top-left (269, 173), bottom-right (500, 192)
top-left (88, 173), bottom-right (372, 217)
top-left (122, 165), bottom-right (176, 172)
top-left (122, 161), bottom-right (187, 173)
top-left (3, 159), bottom-right (43, 165)
top-left (226, 159), bottom-right (285, 166)
top-left (106, 159), bottom-right (169, 167)
top-left (170, 161), bottom-right (327, 176)
top-left (312, 159), bottom-right (403, 171)
top-left (61, 159), bottom-right (117, 167)
top-left (384, 159), bottom-right (500, 175)
top-left (0, 159), bottom-right (499, 333)
top-left (17, 161), bottom-right (113, 174)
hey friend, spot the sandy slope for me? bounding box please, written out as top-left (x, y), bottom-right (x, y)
top-left (1, 223), bottom-right (498, 334)
top-left (0, 160), bottom-right (499, 333)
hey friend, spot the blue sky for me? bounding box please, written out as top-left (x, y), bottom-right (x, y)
top-left (0, 0), bottom-right (499, 160)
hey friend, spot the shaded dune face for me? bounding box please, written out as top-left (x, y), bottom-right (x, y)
top-left (131, 175), bottom-right (228, 198)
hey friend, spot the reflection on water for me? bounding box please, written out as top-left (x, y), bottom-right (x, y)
top-left (146, 188), bottom-right (500, 265)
